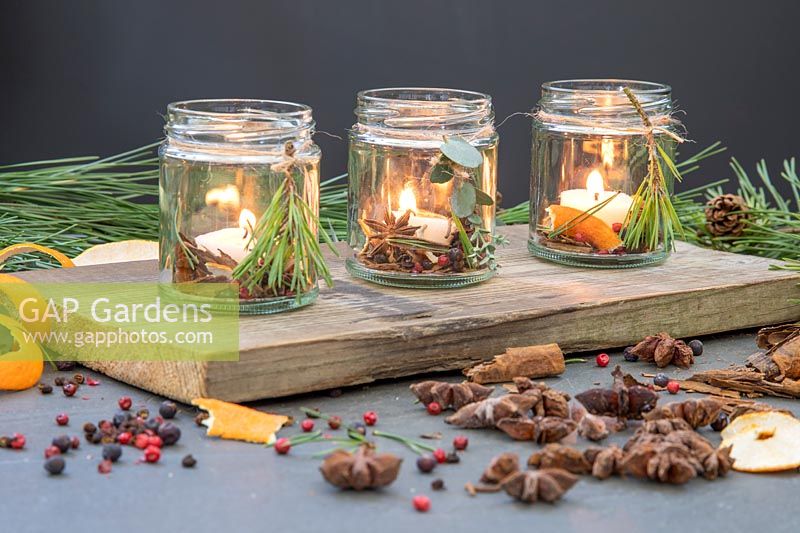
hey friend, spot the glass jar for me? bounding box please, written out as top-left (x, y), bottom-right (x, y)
top-left (528, 80), bottom-right (679, 268)
top-left (347, 88), bottom-right (499, 288)
top-left (159, 99), bottom-right (322, 314)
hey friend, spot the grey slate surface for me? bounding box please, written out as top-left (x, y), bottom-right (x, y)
top-left (1, 331), bottom-right (798, 533)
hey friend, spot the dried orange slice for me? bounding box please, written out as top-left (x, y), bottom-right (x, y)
top-left (547, 205), bottom-right (622, 251)
top-left (721, 411), bottom-right (800, 472)
top-left (72, 240), bottom-right (158, 266)
top-left (0, 243), bottom-right (75, 268)
top-left (0, 314), bottom-right (44, 390)
top-left (192, 398), bottom-right (289, 444)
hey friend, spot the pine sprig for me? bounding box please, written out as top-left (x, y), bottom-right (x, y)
top-left (620, 87), bottom-right (684, 253)
top-left (0, 143), bottom-right (160, 270)
top-left (231, 153), bottom-right (336, 300)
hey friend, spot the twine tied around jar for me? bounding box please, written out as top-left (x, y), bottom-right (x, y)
top-left (533, 103), bottom-right (686, 145)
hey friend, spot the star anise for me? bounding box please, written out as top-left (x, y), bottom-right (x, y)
top-left (445, 394), bottom-right (538, 429)
top-left (319, 445), bottom-right (402, 490)
top-left (514, 378), bottom-right (571, 418)
top-left (528, 444), bottom-right (594, 475)
top-left (645, 398), bottom-right (723, 429)
top-left (630, 332), bottom-right (694, 368)
top-left (360, 209), bottom-right (421, 259)
top-left (409, 381), bottom-right (494, 411)
top-left (575, 366), bottom-right (658, 420)
top-left (501, 469), bottom-right (578, 504)
top-left (621, 441), bottom-right (700, 484)
top-left (496, 416), bottom-right (577, 443)
top-left (480, 452), bottom-right (520, 484)
top-left (588, 445), bottom-right (625, 480)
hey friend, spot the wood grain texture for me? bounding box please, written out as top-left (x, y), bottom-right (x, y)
top-left (16, 225), bottom-right (800, 402)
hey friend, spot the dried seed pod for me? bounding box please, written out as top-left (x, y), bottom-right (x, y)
top-left (409, 381), bottom-right (494, 411)
top-left (630, 332), bottom-right (694, 368)
top-left (575, 366), bottom-right (658, 420)
top-left (527, 444), bottom-right (593, 475)
top-left (480, 452), bottom-right (520, 484)
top-left (496, 416), bottom-right (576, 443)
top-left (645, 398), bottom-right (723, 429)
top-left (636, 417), bottom-right (694, 436)
top-left (445, 394), bottom-right (537, 429)
top-left (501, 468), bottom-right (578, 504)
top-left (319, 445), bottom-right (402, 491)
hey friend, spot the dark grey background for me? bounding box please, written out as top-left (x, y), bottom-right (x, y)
top-left (2, 0), bottom-right (799, 206)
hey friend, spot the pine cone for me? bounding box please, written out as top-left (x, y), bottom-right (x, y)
top-left (705, 194), bottom-right (749, 237)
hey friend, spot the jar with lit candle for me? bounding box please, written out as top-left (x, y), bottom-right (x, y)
top-left (528, 80), bottom-right (679, 268)
top-left (159, 99), bottom-right (323, 314)
top-left (347, 88), bottom-right (499, 288)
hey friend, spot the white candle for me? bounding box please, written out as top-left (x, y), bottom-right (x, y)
top-left (393, 186), bottom-right (453, 246)
top-left (559, 170), bottom-right (632, 228)
top-left (195, 209), bottom-right (256, 263)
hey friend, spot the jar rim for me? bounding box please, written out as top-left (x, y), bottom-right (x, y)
top-left (167, 99), bottom-right (313, 120)
top-left (357, 87), bottom-right (491, 105)
top-left (542, 79), bottom-right (671, 95)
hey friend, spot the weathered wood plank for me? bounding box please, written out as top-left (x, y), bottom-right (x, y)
top-left (16, 225), bottom-right (800, 402)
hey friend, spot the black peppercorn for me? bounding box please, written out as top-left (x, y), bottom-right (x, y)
top-left (431, 478), bottom-right (445, 491)
top-left (0, 436), bottom-right (10, 448)
top-left (102, 444), bottom-right (123, 463)
top-left (688, 339), bottom-right (704, 357)
top-left (113, 412), bottom-right (132, 427)
top-left (421, 259), bottom-right (433, 270)
top-left (182, 454), bottom-right (197, 468)
top-left (137, 408), bottom-right (150, 420)
top-left (73, 373), bottom-right (85, 384)
top-left (623, 346), bottom-right (639, 362)
top-left (159, 401), bottom-right (178, 419)
top-left (90, 433), bottom-right (103, 444)
top-left (710, 412), bottom-right (729, 432)
top-left (351, 422), bottom-right (367, 436)
top-left (416, 455), bottom-right (437, 473)
top-left (158, 422), bottom-right (181, 446)
top-left (54, 377), bottom-right (65, 387)
top-left (144, 418), bottom-right (160, 432)
top-left (445, 451), bottom-right (460, 464)
top-left (55, 361), bottom-right (76, 371)
top-left (44, 456), bottom-right (66, 475)
top-left (83, 422), bottom-right (97, 434)
top-left (52, 435), bottom-right (71, 453)
top-left (38, 383), bottom-right (53, 394)
top-left (373, 253), bottom-right (388, 264)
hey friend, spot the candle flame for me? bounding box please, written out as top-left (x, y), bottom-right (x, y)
top-left (398, 185), bottom-right (417, 213)
top-left (586, 170), bottom-right (605, 198)
top-left (205, 185), bottom-right (241, 209)
top-left (239, 208), bottom-right (256, 231)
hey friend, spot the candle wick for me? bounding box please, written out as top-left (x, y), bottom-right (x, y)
top-left (594, 193), bottom-right (599, 202)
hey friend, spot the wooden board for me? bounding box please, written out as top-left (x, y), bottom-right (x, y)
top-left (16, 225), bottom-right (800, 402)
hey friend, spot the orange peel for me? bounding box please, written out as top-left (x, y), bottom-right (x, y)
top-left (0, 243), bottom-right (75, 268)
top-left (0, 314), bottom-right (44, 391)
top-left (0, 273), bottom-right (51, 335)
top-left (547, 205), bottom-right (622, 251)
top-left (191, 398), bottom-right (289, 444)
top-left (72, 240), bottom-right (158, 266)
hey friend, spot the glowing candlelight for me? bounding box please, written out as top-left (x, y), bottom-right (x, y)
top-left (559, 169), bottom-right (633, 228)
top-left (393, 184), bottom-right (453, 246)
top-left (195, 208), bottom-right (257, 262)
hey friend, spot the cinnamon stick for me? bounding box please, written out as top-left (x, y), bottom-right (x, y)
top-left (464, 344), bottom-right (565, 384)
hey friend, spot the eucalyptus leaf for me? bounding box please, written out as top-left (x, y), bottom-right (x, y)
top-left (467, 214), bottom-right (483, 225)
top-left (441, 136), bottom-right (483, 169)
top-left (430, 163), bottom-right (454, 184)
top-left (474, 188), bottom-right (494, 206)
top-left (451, 181), bottom-right (477, 218)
